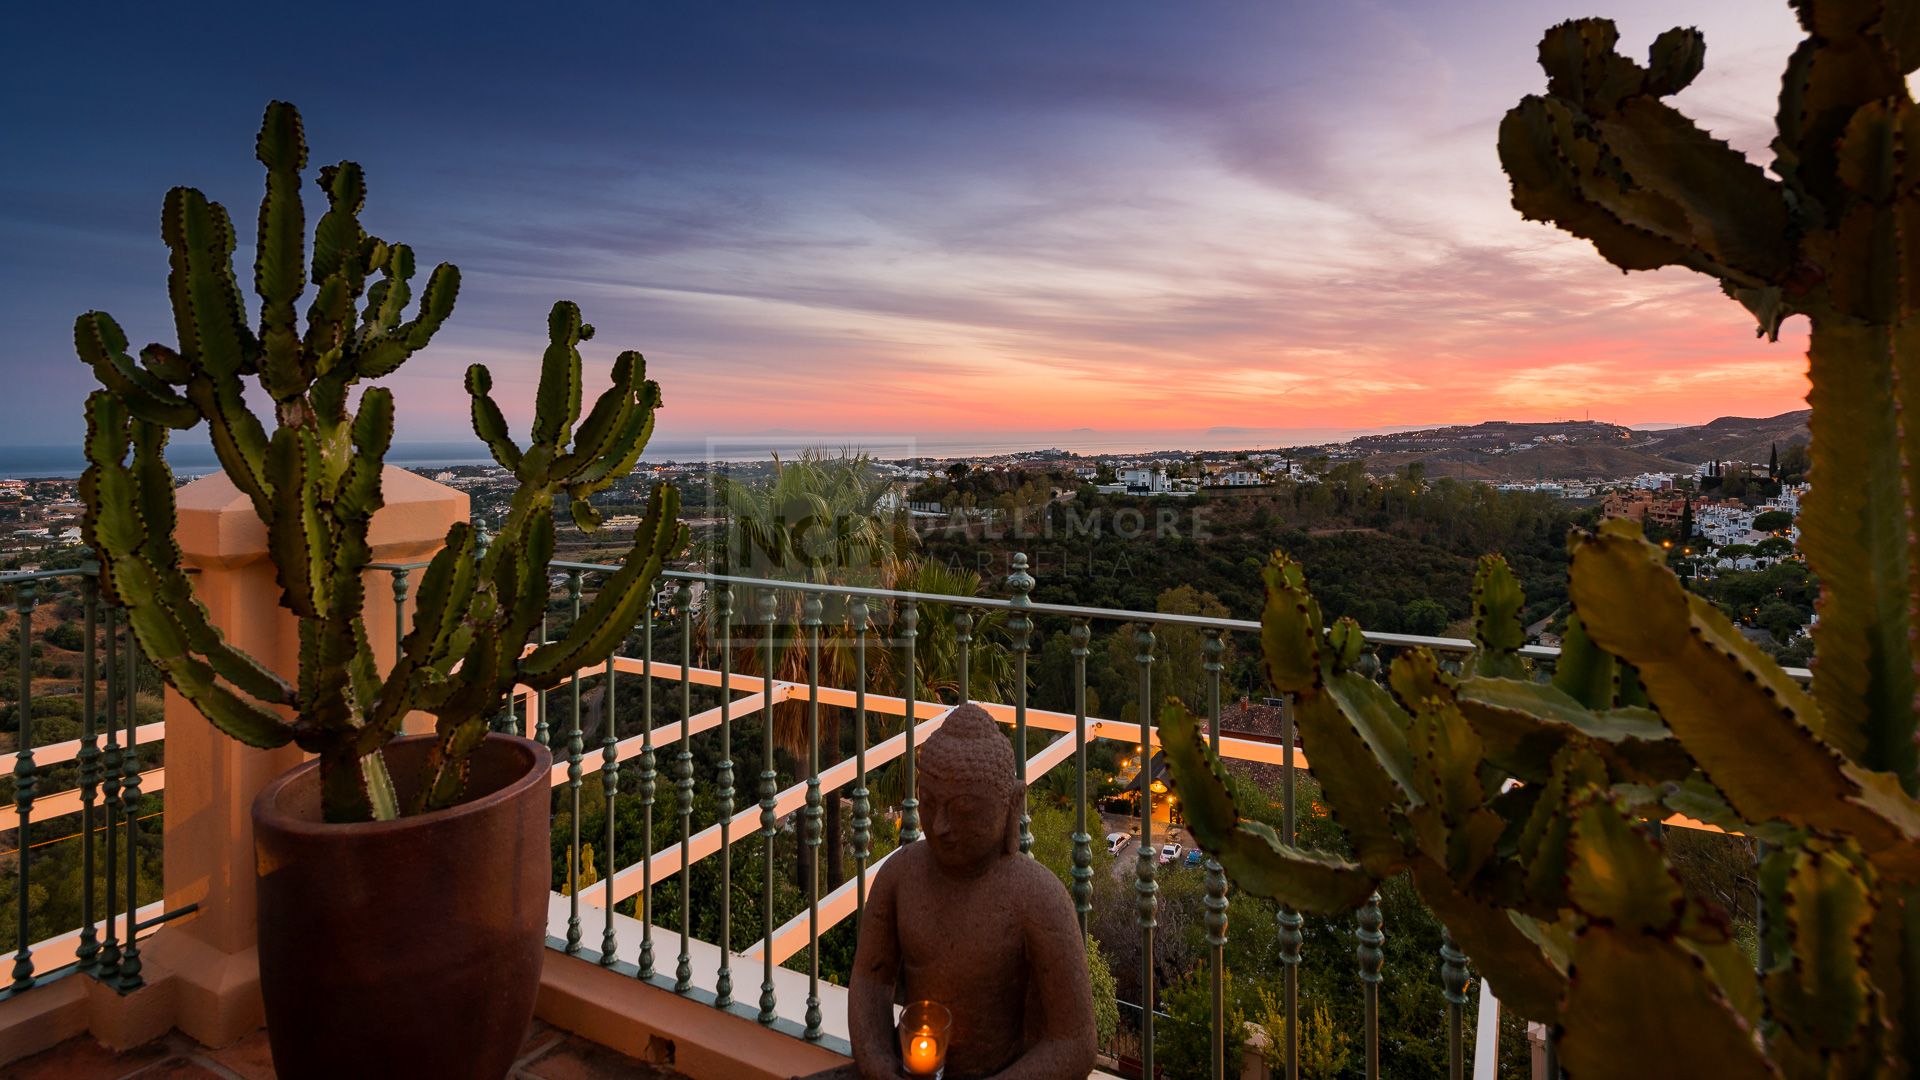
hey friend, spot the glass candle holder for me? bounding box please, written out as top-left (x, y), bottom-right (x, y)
top-left (898, 1000), bottom-right (952, 1078)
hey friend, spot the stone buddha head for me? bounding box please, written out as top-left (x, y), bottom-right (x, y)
top-left (916, 704), bottom-right (1022, 876)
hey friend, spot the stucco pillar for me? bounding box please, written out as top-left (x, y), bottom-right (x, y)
top-left (134, 466), bottom-right (465, 1048)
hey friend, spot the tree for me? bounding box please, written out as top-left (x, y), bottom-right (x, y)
top-left (706, 451), bottom-right (915, 889)
top-left (1158, 967), bottom-right (1246, 1080)
top-left (1754, 536), bottom-right (1794, 559)
top-left (1402, 597), bottom-right (1450, 637)
top-left (945, 462), bottom-right (970, 482)
top-left (1752, 509), bottom-right (1794, 533)
top-left (1769, 442), bottom-right (1778, 479)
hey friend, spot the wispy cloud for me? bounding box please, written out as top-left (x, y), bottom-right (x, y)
top-left (0, 0), bottom-right (1815, 446)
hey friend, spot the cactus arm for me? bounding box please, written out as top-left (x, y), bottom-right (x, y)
top-left (563, 360), bottom-right (642, 475)
top-left (1556, 799), bottom-right (1776, 1077)
top-left (362, 753), bottom-right (400, 822)
top-left (73, 313), bottom-right (199, 428)
top-left (529, 301), bottom-right (587, 455)
top-left (465, 364), bottom-right (524, 474)
top-left (1500, 21), bottom-right (1794, 289)
top-left (1294, 677), bottom-right (1414, 878)
top-left (1797, 105), bottom-right (1920, 781)
top-left (1763, 842), bottom-right (1878, 1061)
top-left (1551, 613), bottom-right (1617, 709)
top-left (1453, 677), bottom-right (1686, 783)
top-left (264, 427), bottom-right (325, 619)
top-left (351, 261), bottom-right (457, 380)
top-left (1408, 861), bottom-right (1569, 1022)
top-left (1405, 694), bottom-right (1505, 880)
top-left (1571, 523), bottom-right (1920, 876)
top-left (162, 187), bottom-right (259, 379)
top-left (1558, 924), bottom-right (1778, 1079)
top-left (123, 416), bottom-right (294, 706)
top-left (1260, 552), bottom-right (1322, 692)
top-left (253, 101), bottom-right (308, 403)
top-left (566, 371), bottom-right (659, 493)
top-left (1466, 555), bottom-right (1527, 678)
top-left (1157, 702), bottom-right (1376, 912)
top-left (414, 635), bottom-right (504, 814)
top-left (362, 242), bottom-right (413, 336)
top-left (79, 395), bottom-right (294, 747)
top-left (518, 484), bottom-right (686, 686)
top-left (304, 162), bottom-right (373, 364)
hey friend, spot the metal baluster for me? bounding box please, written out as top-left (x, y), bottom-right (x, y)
top-left (75, 573), bottom-right (101, 974)
top-left (851, 598), bottom-right (872, 916)
top-left (119, 637), bottom-right (143, 991)
top-left (674, 581), bottom-right (694, 994)
top-left (11, 583), bottom-right (36, 993)
top-left (1068, 620), bottom-right (1092, 936)
top-left (1276, 694), bottom-right (1301, 1080)
top-left (802, 592), bottom-right (824, 1041)
top-left (99, 605), bottom-right (121, 982)
top-left (1756, 838), bottom-right (1771, 976)
top-left (900, 598), bottom-right (921, 844)
top-left (638, 602), bottom-right (657, 980)
top-left (1441, 927), bottom-right (1470, 1080)
top-left (758, 588), bottom-right (779, 1025)
top-left (536, 601), bottom-right (551, 747)
top-left (565, 570), bottom-right (585, 955)
top-left (600, 652), bottom-right (620, 967)
top-left (714, 583), bottom-right (735, 1004)
top-left (1133, 626), bottom-right (1157, 1076)
top-left (1202, 629), bottom-right (1228, 1080)
top-left (391, 567), bottom-right (411, 666)
top-left (954, 612), bottom-right (971, 704)
top-left (1008, 554), bottom-right (1033, 854)
top-left (1356, 891), bottom-right (1384, 1080)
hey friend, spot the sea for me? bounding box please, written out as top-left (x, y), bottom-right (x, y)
top-left (0, 427), bottom-right (1394, 480)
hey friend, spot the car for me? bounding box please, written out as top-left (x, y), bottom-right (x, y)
top-left (1184, 849), bottom-right (1204, 868)
top-left (1159, 842), bottom-right (1183, 865)
top-left (1106, 832), bottom-right (1132, 855)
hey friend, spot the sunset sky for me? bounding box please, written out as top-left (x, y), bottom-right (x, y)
top-left (1, 1), bottom-right (1815, 453)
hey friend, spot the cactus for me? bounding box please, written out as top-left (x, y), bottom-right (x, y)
top-left (76, 102), bottom-right (686, 822)
top-left (1162, 4), bottom-right (1920, 1070)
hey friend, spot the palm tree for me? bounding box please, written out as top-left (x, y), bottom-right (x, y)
top-left (862, 561), bottom-right (1017, 828)
top-left (698, 452), bottom-right (914, 890)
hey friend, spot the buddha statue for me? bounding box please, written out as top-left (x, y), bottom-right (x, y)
top-left (840, 703), bottom-right (1097, 1080)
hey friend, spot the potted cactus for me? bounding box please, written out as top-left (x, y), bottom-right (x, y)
top-left (1163, 5), bottom-right (1920, 1074)
top-left (75, 102), bottom-right (686, 1078)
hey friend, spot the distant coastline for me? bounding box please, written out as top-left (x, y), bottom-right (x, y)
top-left (0, 430), bottom-right (1382, 479)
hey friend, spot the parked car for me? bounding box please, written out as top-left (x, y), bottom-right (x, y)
top-left (1106, 832), bottom-right (1132, 855)
top-left (1159, 842), bottom-right (1183, 865)
top-left (1184, 849), bottom-right (1204, 868)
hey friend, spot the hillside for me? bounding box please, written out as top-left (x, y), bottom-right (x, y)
top-left (1638, 410), bottom-right (1810, 464)
top-left (1352, 410), bottom-right (1808, 480)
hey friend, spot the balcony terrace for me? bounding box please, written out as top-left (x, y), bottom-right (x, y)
top-left (0, 471), bottom-right (1779, 1080)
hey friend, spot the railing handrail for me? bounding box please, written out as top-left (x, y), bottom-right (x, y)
top-left (382, 557), bottom-right (1813, 679)
top-left (0, 565), bottom-right (98, 585)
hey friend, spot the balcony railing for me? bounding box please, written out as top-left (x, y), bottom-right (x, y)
top-left (0, 564), bottom-right (191, 1006)
top-left (0, 551), bottom-right (1787, 1079)
top-left (399, 555), bottom-right (1782, 1080)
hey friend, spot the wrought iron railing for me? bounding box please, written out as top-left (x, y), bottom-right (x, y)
top-left (372, 552), bottom-right (1790, 1080)
top-left (0, 564), bottom-right (193, 1004)
top-left (0, 547), bottom-right (1792, 1075)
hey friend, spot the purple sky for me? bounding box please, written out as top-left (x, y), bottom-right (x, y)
top-left (0, 1), bottom-right (1818, 452)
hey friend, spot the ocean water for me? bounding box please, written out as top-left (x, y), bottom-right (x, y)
top-left (0, 427), bottom-right (1387, 479)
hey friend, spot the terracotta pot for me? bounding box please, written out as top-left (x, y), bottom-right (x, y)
top-left (252, 733), bottom-right (552, 1080)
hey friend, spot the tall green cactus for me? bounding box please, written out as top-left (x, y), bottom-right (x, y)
top-left (76, 102), bottom-right (686, 822)
top-left (1163, 4), bottom-right (1920, 1071)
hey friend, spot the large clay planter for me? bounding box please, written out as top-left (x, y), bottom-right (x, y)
top-left (252, 733), bottom-right (552, 1080)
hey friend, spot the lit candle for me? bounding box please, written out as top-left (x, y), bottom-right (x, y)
top-left (903, 1029), bottom-right (940, 1075)
top-left (898, 1000), bottom-right (950, 1077)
